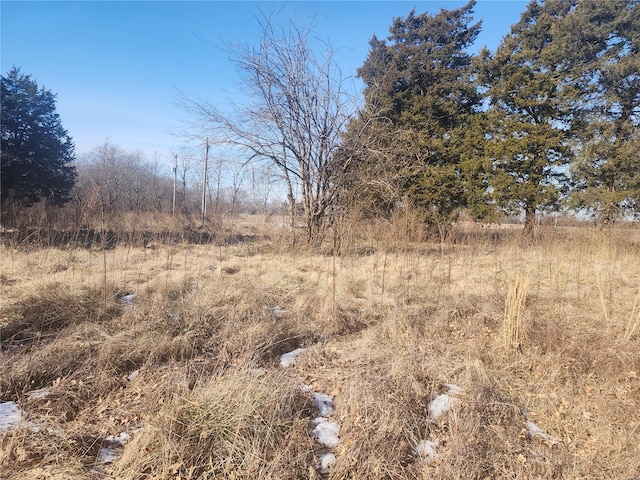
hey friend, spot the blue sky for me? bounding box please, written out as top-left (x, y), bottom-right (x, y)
top-left (2, 1), bottom-right (528, 165)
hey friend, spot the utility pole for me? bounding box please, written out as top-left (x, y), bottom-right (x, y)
top-left (201, 138), bottom-right (209, 227)
top-left (172, 154), bottom-right (177, 218)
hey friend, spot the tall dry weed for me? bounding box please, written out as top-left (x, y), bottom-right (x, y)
top-left (624, 286), bottom-right (640, 341)
top-left (502, 270), bottom-right (529, 350)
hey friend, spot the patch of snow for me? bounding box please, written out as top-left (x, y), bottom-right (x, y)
top-left (97, 432), bottom-right (131, 464)
top-left (106, 432), bottom-right (131, 444)
top-left (428, 393), bottom-right (452, 421)
top-left (428, 385), bottom-right (463, 422)
top-left (319, 452), bottom-right (337, 473)
top-left (446, 384), bottom-right (464, 396)
top-left (97, 444), bottom-right (120, 464)
top-left (121, 294), bottom-right (136, 305)
top-left (312, 417), bottom-right (340, 448)
top-left (280, 348), bottom-right (307, 367)
top-left (415, 439), bottom-right (440, 462)
top-left (526, 421), bottom-right (559, 445)
top-left (0, 401), bottom-right (22, 431)
top-left (313, 392), bottom-right (335, 417)
top-left (306, 389), bottom-right (340, 473)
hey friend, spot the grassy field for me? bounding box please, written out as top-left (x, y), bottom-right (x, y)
top-left (1, 218), bottom-right (639, 479)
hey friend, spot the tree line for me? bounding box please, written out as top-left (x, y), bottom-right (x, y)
top-left (340, 0), bottom-right (639, 235)
top-left (2, 0), bottom-right (638, 241)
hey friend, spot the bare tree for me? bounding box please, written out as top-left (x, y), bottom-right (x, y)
top-left (249, 162), bottom-right (278, 217)
top-left (77, 141), bottom-right (174, 223)
top-left (182, 14), bottom-right (356, 245)
top-left (81, 141), bottom-right (127, 215)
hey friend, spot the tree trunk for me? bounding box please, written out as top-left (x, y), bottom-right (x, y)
top-left (286, 180), bottom-right (296, 249)
top-left (523, 205), bottom-right (536, 236)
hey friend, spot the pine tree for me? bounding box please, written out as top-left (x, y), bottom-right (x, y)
top-left (342, 2), bottom-right (483, 231)
top-left (564, 0), bottom-right (640, 223)
top-left (1, 67), bottom-right (76, 215)
top-left (482, 0), bottom-right (575, 233)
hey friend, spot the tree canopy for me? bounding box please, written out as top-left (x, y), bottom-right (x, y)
top-left (346, 1), bottom-right (483, 231)
top-left (182, 15), bottom-right (355, 245)
top-left (340, 0), bottom-right (640, 234)
top-left (564, 0), bottom-right (640, 223)
top-left (1, 67), bottom-right (76, 216)
top-left (6, 2), bottom-right (639, 238)
top-left (480, 0), bottom-right (576, 232)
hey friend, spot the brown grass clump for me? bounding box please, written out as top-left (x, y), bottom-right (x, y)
top-left (1, 282), bottom-right (120, 345)
top-left (502, 270), bottom-right (529, 350)
top-left (432, 373), bottom-right (568, 479)
top-left (0, 322), bottom-right (109, 397)
top-left (109, 368), bottom-right (315, 480)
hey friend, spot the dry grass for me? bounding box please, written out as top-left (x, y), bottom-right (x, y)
top-left (111, 368), bottom-right (315, 480)
top-left (1, 220), bottom-right (640, 479)
top-left (503, 270), bottom-right (529, 350)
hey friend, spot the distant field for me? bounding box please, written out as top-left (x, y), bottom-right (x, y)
top-left (1, 222), bottom-right (639, 479)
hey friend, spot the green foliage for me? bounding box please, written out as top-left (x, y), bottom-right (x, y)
top-left (482, 0), bottom-right (575, 231)
top-left (343, 1), bottom-right (485, 225)
top-left (341, 0), bottom-right (639, 232)
top-left (1, 67), bottom-right (76, 211)
top-left (563, 0), bottom-right (640, 223)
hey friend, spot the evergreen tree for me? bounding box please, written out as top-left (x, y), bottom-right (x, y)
top-left (1, 67), bottom-right (76, 214)
top-left (342, 2), bottom-right (483, 230)
top-left (564, 0), bottom-right (640, 223)
top-left (482, 0), bottom-right (575, 233)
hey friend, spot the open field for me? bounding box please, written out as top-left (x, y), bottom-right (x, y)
top-left (1, 220), bottom-right (640, 479)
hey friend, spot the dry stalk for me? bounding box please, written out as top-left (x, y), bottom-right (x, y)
top-left (595, 269), bottom-right (612, 331)
top-left (624, 286), bottom-right (640, 341)
top-left (503, 270), bottom-right (529, 350)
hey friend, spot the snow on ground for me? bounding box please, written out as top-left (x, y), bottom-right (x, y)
top-left (0, 401), bottom-right (22, 431)
top-left (428, 393), bottom-right (453, 422)
top-left (428, 384), bottom-right (464, 422)
top-left (526, 420), bottom-right (560, 445)
top-left (280, 346), bottom-right (340, 472)
top-left (3, 341), bottom-right (562, 476)
top-left (311, 417), bottom-right (340, 448)
top-left (96, 432), bottom-right (131, 464)
top-left (313, 392), bottom-right (335, 417)
top-left (307, 389), bottom-right (340, 472)
top-left (279, 348), bottom-right (307, 367)
top-left (415, 439), bottom-right (440, 462)
top-left (417, 384), bottom-right (465, 462)
top-left (121, 294), bottom-right (136, 305)
top-left (319, 453), bottom-right (337, 474)
top-left (0, 401), bottom-right (40, 432)
top-left (415, 384), bottom-right (560, 466)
